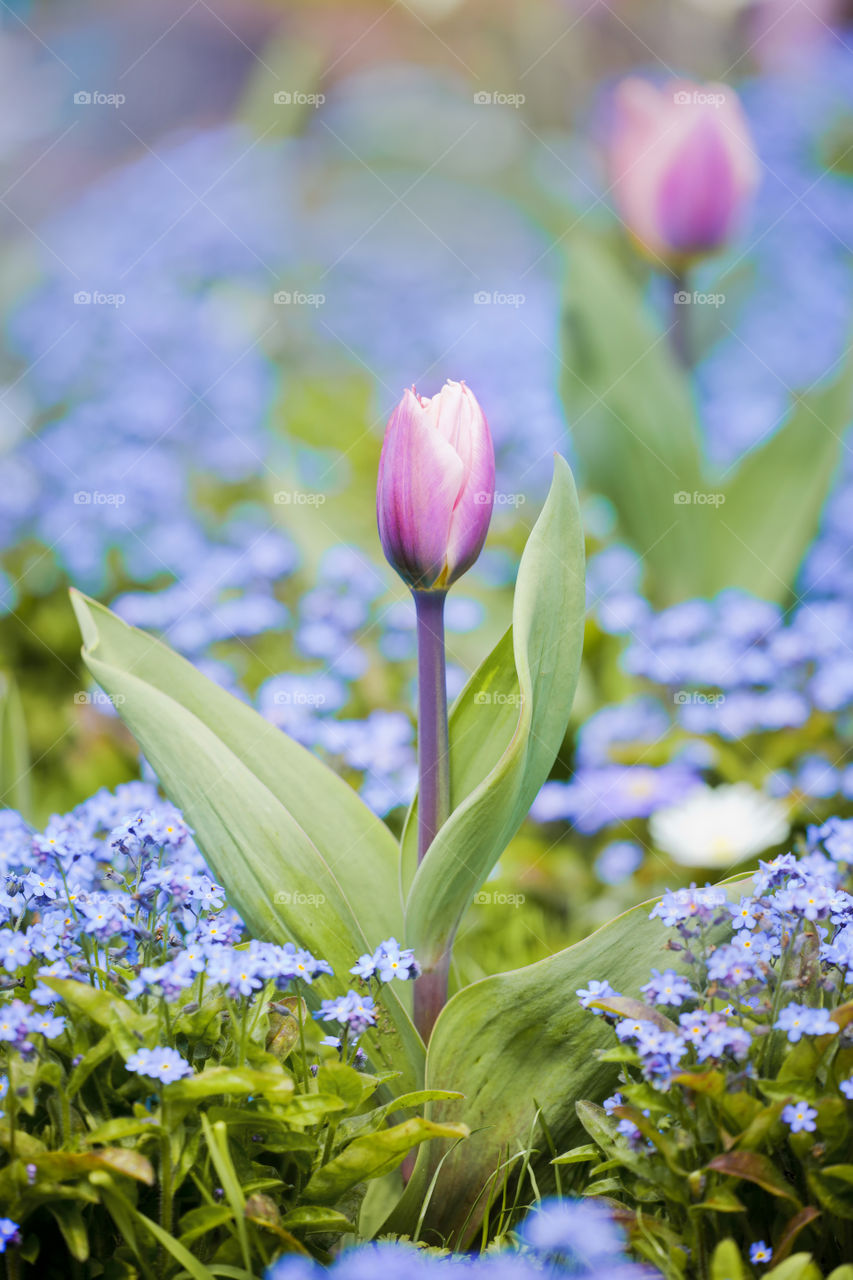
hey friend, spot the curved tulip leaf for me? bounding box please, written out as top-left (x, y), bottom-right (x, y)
top-left (69, 591), bottom-right (424, 1092)
top-left (386, 879), bottom-right (748, 1244)
top-left (402, 455), bottom-right (585, 968)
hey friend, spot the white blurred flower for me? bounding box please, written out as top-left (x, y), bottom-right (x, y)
top-left (649, 783), bottom-right (789, 868)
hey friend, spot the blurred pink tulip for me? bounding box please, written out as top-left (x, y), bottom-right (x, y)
top-left (377, 380), bottom-right (494, 593)
top-left (608, 78), bottom-right (759, 266)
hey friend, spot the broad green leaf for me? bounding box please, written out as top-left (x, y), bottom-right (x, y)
top-left (304, 1117), bottom-right (469, 1203)
top-left (70, 590), bottom-right (424, 1092)
top-left (561, 235), bottom-right (706, 606)
top-left (703, 359), bottom-right (853, 602)
top-left (828, 1268), bottom-right (853, 1280)
top-left (385, 879), bottom-right (747, 1244)
top-left (403, 455), bottom-right (585, 967)
top-left (711, 1239), bottom-right (746, 1280)
top-left (0, 669), bottom-right (31, 818)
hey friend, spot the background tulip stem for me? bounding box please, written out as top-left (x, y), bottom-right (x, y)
top-left (670, 268), bottom-right (692, 366)
top-left (413, 588), bottom-right (451, 1042)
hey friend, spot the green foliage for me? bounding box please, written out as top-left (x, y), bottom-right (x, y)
top-left (383, 882), bottom-right (744, 1247)
top-left (0, 976), bottom-right (463, 1276)
top-left (561, 236), bottom-right (853, 605)
top-left (0, 669), bottom-right (31, 818)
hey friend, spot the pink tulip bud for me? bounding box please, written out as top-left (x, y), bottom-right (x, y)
top-left (377, 380), bottom-right (495, 593)
top-left (608, 78), bottom-right (759, 266)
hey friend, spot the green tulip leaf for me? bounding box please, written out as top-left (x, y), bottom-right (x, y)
top-left (561, 235), bottom-right (853, 606)
top-left (703, 361), bottom-right (853, 601)
top-left (561, 235), bottom-right (706, 606)
top-left (402, 454), bottom-right (585, 968)
top-left (69, 590), bottom-right (424, 1092)
top-left (385, 880), bottom-right (747, 1244)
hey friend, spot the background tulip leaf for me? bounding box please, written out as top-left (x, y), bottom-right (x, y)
top-left (0, 669), bottom-right (31, 819)
top-left (402, 454), bottom-right (585, 969)
top-left (385, 880), bottom-right (747, 1245)
top-left (702, 362), bottom-right (853, 602)
top-left (561, 235), bottom-right (707, 606)
top-left (69, 590), bottom-right (424, 1091)
top-left (561, 235), bottom-right (853, 607)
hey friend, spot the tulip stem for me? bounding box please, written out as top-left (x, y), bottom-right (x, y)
top-left (412, 589), bottom-right (451, 1043)
top-left (670, 269), bottom-right (691, 366)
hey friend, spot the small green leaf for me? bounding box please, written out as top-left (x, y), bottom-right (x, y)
top-left (36, 1148), bottom-right (154, 1185)
top-left (764, 1256), bottom-right (822, 1280)
top-left (279, 1206), bottom-right (356, 1234)
top-left (178, 1204), bottom-right (234, 1248)
top-left (711, 1239), bottom-right (745, 1280)
top-left (552, 1144), bottom-right (602, 1166)
top-left (693, 1187), bottom-right (745, 1213)
top-left (167, 1066), bottom-right (294, 1103)
top-left (707, 1151), bottom-right (800, 1204)
top-left (48, 1202), bottom-right (89, 1263)
top-left (305, 1117), bottom-right (469, 1203)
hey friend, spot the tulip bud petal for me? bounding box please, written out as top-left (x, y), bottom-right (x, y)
top-left (377, 381), bottom-right (494, 592)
